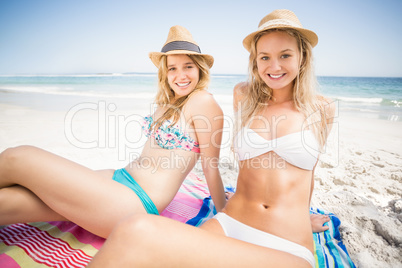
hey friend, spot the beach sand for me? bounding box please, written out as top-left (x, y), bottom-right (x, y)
top-left (312, 114), bottom-right (402, 267)
top-left (0, 98), bottom-right (401, 267)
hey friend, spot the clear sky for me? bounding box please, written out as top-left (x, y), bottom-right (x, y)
top-left (1, 0), bottom-right (401, 77)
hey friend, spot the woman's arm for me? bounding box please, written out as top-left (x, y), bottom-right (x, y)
top-left (188, 91), bottom-right (226, 212)
top-left (308, 97), bottom-right (336, 232)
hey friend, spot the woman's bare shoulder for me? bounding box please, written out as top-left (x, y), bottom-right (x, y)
top-left (233, 82), bottom-right (248, 110)
top-left (186, 90), bottom-right (222, 116)
top-left (234, 82), bottom-right (248, 96)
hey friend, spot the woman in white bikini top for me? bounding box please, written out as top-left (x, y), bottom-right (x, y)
top-left (88, 9), bottom-right (335, 268)
top-left (234, 126), bottom-right (319, 170)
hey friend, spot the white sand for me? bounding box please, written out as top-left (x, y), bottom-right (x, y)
top-left (312, 114), bottom-right (402, 267)
top-left (0, 101), bottom-right (401, 267)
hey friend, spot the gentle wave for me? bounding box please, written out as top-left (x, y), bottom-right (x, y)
top-left (332, 96), bottom-right (402, 108)
top-left (0, 73), bottom-right (157, 78)
top-left (387, 100), bottom-right (402, 107)
top-left (0, 86), bottom-right (155, 99)
top-left (334, 96), bottom-right (383, 104)
top-left (340, 107), bottom-right (381, 113)
top-left (0, 73), bottom-right (242, 79)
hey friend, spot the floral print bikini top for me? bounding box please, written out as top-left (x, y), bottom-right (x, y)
top-left (142, 115), bottom-right (200, 153)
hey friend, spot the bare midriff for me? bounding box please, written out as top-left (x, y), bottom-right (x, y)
top-left (222, 151), bottom-right (314, 253)
top-left (124, 137), bottom-right (199, 213)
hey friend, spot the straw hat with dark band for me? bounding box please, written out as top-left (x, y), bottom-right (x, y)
top-left (243, 9), bottom-right (318, 52)
top-left (149, 25), bottom-right (214, 68)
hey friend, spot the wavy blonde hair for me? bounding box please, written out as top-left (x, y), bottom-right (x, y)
top-left (238, 28), bottom-right (330, 149)
top-left (152, 54), bottom-right (211, 129)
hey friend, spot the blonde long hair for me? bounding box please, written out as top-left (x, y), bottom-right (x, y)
top-left (152, 54), bottom-right (211, 129)
top-left (238, 28), bottom-right (330, 149)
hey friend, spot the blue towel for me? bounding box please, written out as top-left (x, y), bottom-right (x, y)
top-left (186, 196), bottom-right (216, 227)
top-left (311, 208), bottom-right (356, 268)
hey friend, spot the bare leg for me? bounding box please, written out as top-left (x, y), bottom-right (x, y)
top-left (88, 214), bottom-right (311, 268)
top-left (0, 146), bottom-right (148, 238)
top-left (0, 185), bottom-right (67, 224)
top-left (0, 169), bottom-right (117, 224)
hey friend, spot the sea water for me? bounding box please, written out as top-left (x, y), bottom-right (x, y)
top-left (317, 76), bottom-right (402, 121)
top-left (0, 74), bottom-right (401, 121)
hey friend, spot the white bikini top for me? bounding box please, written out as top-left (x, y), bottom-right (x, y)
top-left (234, 128), bottom-right (320, 170)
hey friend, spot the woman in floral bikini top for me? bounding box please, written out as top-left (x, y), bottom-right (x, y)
top-left (0, 25), bottom-right (226, 239)
top-left (142, 115), bottom-right (200, 153)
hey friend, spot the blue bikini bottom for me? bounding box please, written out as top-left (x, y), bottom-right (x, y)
top-left (112, 168), bottom-right (159, 215)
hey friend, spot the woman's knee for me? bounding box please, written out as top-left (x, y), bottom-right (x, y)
top-left (111, 214), bottom-right (162, 247)
top-left (90, 215), bottom-right (163, 267)
top-left (0, 146), bottom-right (36, 168)
top-left (0, 146), bottom-right (32, 184)
top-left (107, 214), bottom-right (163, 264)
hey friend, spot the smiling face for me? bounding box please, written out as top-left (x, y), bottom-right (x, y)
top-left (256, 31), bottom-right (301, 93)
top-left (166, 54), bottom-right (200, 99)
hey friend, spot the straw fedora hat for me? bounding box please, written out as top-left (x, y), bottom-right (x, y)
top-left (243, 9), bottom-right (318, 52)
top-left (149, 25), bottom-right (214, 68)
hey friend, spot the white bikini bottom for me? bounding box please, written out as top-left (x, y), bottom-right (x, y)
top-left (213, 212), bottom-right (315, 267)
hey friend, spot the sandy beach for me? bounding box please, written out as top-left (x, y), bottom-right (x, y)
top-left (312, 114), bottom-right (402, 267)
top-left (0, 95), bottom-right (401, 267)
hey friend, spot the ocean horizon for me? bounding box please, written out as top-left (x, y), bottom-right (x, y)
top-left (1, 73), bottom-right (401, 121)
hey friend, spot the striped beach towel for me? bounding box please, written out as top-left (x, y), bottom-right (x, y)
top-left (0, 172), bottom-right (210, 267)
top-left (311, 208), bottom-right (356, 268)
top-left (0, 221), bottom-right (101, 268)
top-left (160, 172), bottom-right (211, 222)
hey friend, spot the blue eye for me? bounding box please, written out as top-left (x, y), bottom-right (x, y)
top-left (281, 54), bottom-right (290, 59)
